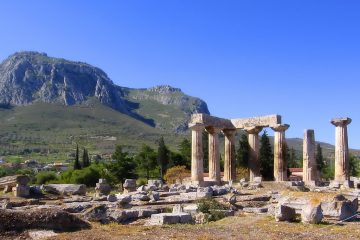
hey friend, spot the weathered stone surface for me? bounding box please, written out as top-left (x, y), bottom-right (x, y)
top-left (303, 130), bottom-right (318, 183)
top-left (322, 195), bottom-right (358, 220)
top-left (206, 127), bottom-right (221, 183)
top-left (148, 179), bottom-right (163, 187)
top-left (275, 204), bottom-right (296, 222)
top-left (132, 193), bottom-right (150, 201)
top-left (107, 194), bottom-right (117, 202)
top-left (12, 184), bottom-right (30, 198)
top-left (115, 194), bottom-right (131, 204)
top-left (95, 179), bottom-right (111, 197)
top-left (301, 203), bottom-right (323, 224)
top-left (123, 179), bottom-right (136, 193)
top-left (246, 127), bottom-right (263, 181)
top-left (231, 115), bottom-right (281, 129)
top-left (331, 117), bottom-right (351, 183)
top-left (0, 208), bottom-right (91, 232)
top-left (82, 205), bottom-right (108, 223)
top-left (223, 129), bottom-right (236, 181)
top-left (0, 175), bottom-right (30, 188)
top-left (149, 213), bottom-right (192, 225)
top-left (62, 202), bottom-right (93, 213)
top-left (191, 124), bottom-right (204, 184)
top-left (211, 185), bottom-right (230, 196)
top-left (41, 184), bottom-right (86, 196)
top-left (271, 124), bottom-right (290, 182)
top-left (183, 204), bottom-right (198, 214)
top-left (172, 204), bottom-right (184, 214)
top-left (243, 207), bottom-right (268, 214)
top-left (149, 191), bottom-right (160, 201)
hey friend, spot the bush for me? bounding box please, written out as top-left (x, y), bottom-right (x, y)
top-left (164, 165), bottom-right (189, 184)
top-left (236, 167), bottom-right (249, 181)
top-left (35, 171), bottom-right (58, 185)
top-left (58, 164), bottom-right (106, 187)
top-left (197, 198), bottom-right (228, 222)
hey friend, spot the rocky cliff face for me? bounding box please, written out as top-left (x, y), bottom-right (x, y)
top-left (0, 52), bottom-right (210, 132)
top-left (0, 51), bottom-right (128, 113)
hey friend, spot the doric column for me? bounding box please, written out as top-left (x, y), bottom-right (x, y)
top-left (206, 127), bottom-right (221, 183)
top-left (223, 129), bottom-right (236, 182)
top-left (271, 124), bottom-right (290, 182)
top-left (245, 126), bottom-right (263, 181)
top-left (190, 123), bottom-right (204, 184)
top-left (303, 129), bottom-right (317, 183)
top-left (331, 118), bottom-right (352, 182)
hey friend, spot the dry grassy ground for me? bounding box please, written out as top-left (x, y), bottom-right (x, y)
top-left (6, 214), bottom-right (353, 240)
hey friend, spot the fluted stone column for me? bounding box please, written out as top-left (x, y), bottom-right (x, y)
top-left (271, 124), bottom-right (290, 182)
top-left (190, 123), bottom-right (204, 184)
top-left (206, 127), bottom-right (221, 183)
top-left (223, 129), bottom-right (236, 181)
top-left (331, 118), bottom-right (352, 182)
top-left (303, 129), bottom-right (317, 183)
top-left (245, 126), bottom-right (263, 181)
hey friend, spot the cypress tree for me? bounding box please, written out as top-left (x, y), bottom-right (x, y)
top-left (73, 144), bottom-right (81, 170)
top-left (316, 144), bottom-right (324, 172)
top-left (259, 130), bottom-right (274, 180)
top-left (82, 148), bottom-right (90, 168)
top-left (157, 137), bottom-right (169, 179)
top-left (236, 133), bottom-right (249, 168)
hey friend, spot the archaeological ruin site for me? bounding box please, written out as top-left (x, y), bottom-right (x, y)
top-left (0, 112), bottom-right (359, 239)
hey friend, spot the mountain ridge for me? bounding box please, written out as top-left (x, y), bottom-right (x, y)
top-left (0, 51), bottom-right (210, 133)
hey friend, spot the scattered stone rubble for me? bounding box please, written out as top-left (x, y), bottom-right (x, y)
top-left (1, 175), bottom-right (360, 234)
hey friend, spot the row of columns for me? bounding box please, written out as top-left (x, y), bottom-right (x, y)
top-left (190, 123), bottom-right (290, 184)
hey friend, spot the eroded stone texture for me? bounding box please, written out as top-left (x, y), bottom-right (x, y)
top-left (271, 124), bottom-right (290, 182)
top-left (231, 115), bottom-right (281, 129)
top-left (190, 124), bottom-right (204, 184)
top-left (303, 129), bottom-right (318, 183)
top-left (245, 126), bottom-right (263, 181)
top-left (331, 118), bottom-right (352, 183)
top-left (190, 114), bottom-right (234, 129)
top-left (206, 127), bottom-right (221, 183)
top-left (223, 129), bottom-right (236, 181)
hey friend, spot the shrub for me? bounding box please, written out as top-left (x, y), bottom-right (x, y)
top-left (164, 165), bottom-right (189, 184)
top-left (35, 171), bottom-right (58, 185)
top-left (236, 167), bottom-right (249, 181)
top-left (197, 198), bottom-right (228, 222)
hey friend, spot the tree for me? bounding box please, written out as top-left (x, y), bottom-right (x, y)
top-left (259, 130), bottom-right (274, 180)
top-left (73, 144), bottom-right (82, 170)
top-left (178, 138), bottom-right (191, 169)
top-left (316, 144), bottom-right (325, 173)
top-left (157, 137), bottom-right (169, 179)
top-left (82, 148), bottom-right (90, 168)
top-left (236, 133), bottom-right (249, 168)
top-left (135, 144), bottom-right (158, 179)
top-left (349, 155), bottom-right (360, 177)
top-left (108, 145), bottom-right (137, 188)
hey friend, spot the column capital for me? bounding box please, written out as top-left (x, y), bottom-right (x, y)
top-left (245, 126), bottom-right (263, 134)
top-left (189, 123), bottom-right (205, 131)
top-left (205, 126), bottom-right (221, 134)
top-left (331, 117), bottom-right (352, 127)
top-left (271, 124), bottom-right (290, 132)
top-left (222, 128), bottom-right (237, 136)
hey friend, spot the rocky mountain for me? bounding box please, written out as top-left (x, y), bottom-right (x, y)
top-left (0, 51), bottom-right (209, 132)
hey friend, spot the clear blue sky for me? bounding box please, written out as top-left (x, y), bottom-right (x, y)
top-left (0, 1), bottom-right (359, 148)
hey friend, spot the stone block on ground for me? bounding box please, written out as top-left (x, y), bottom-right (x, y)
top-left (301, 203), bottom-right (323, 224)
top-left (41, 184), bottom-right (86, 196)
top-left (149, 191), bottom-right (160, 201)
top-left (243, 207), bottom-right (268, 214)
top-left (149, 213), bottom-right (192, 225)
top-left (12, 184), bottom-right (30, 198)
top-left (107, 194), bottom-right (117, 202)
top-left (116, 194), bottom-right (132, 204)
top-left (123, 179), bottom-right (136, 193)
top-left (322, 195), bottom-right (358, 220)
top-left (275, 204), bottom-right (296, 222)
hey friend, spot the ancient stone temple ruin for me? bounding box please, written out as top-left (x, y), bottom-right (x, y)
top-left (189, 114), bottom-right (353, 187)
top-left (188, 113), bottom-right (290, 185)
